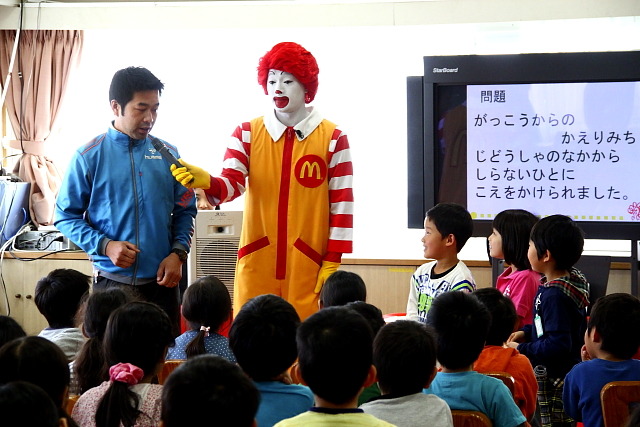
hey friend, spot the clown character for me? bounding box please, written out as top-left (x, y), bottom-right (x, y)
top-left (172, 42), bottom-right (354, 320)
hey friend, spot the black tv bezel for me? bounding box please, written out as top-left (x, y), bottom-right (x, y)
top-left (407, 51), bottom-right (640, 239)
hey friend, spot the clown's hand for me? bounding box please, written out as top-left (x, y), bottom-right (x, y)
top-left (314, 261), bottom-right (340, 294)
top-left (170, 159), bottom-right (210, 189)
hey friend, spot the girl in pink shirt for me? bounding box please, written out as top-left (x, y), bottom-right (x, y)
top-left (488, 209), bottom-right (541, 328)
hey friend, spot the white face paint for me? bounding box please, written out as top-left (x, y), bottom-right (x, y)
top-left (267, 69), bottom-right (307, 116)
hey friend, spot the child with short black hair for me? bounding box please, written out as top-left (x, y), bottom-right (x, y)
top-left (35, 268), bottom-right (90, 361)
top-left (229, 294), bottom-right (314, 427)
top-left (319, 270), bottom-right (367, 308)
top-left (0, 336), bottom-right (77, 427)
top-left (473, 287), bottom-right (538, 421)
top-left (0, 315), bottom-right (26, 349)
top-left (488, 209), bottom-right (540, 328)
top-left (0, 381), bottom-right (63, 427)
top-left (166, 275), bottom-right (234, 361)
top-left (425, 291), bottom-right (526, 427)
top-left (72, 301), bottom-right (175, 427)
top-left (563, 293), bottom-right (640, 427)
top-left (407, 203), bottom-right (476, 322)
top-left (161, 354), bottom-right (260, 427)
top-left (360, 320), bottom-right (453, 427)
top-left (507, 214), bottom-right (589, 427)
top-left (275, 306), bottom-right (393, 426)
top-left (345, 301), bottom-right (386, 406)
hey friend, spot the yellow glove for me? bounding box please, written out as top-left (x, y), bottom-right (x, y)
top-left (314, 261), bottom-right (340, 294)
top-left (170, 158), bottom-right (211, 189)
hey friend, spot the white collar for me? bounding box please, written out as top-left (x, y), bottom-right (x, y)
top-left (263, 107), bottom-right (324, 142)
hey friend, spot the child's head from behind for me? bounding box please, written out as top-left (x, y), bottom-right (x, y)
top-left (529, 214), bottom-right (584, 272)
top-left (34, 268), bottom-right (90, 328)
top-left (75, 288), bottom-right (132, 394)
top-left (229, 294), bottom-right (300, 381)
top-left (374, 320), bottom-right (437, 396)
top-left (490, 209), bottom-right (538, 270)
top-left (587, 293), bottom-right (640, 360)
top-left (0, 315), bottom-right (26, 349)
top-left (319, 270), bottom-right (367, 308)
top-left (473, 287), bottom-right (517, 346)
top-left (427, 291), bottom-right (490, 370)
top-left (162, 354), bottom-right (259, 427)
top-left (297, 306), bottom-right (374, 405)
top-left (104, 301), bottom-right (175, 376)
top-left (0, 336), bottom-right (69, 410)
top-left (424, 203), bottom-right (473, 258)
top-left (182, 276), bottom-right (232, 358)
top-left (345, 301), bottom-right (385, 336)
top-left (98, 301), bottom-right (175, 427)
top-left (0, 381), bottom-right (61, 427)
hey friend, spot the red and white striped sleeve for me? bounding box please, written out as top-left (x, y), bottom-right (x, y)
top-left (208, 122), bottom-right (251, 204)
top-left (326, 128), bottom-right (354, 259)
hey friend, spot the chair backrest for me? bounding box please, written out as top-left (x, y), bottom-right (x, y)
top-left (482, 371), bottom-right (515, 396)
top-left (574, 255), bottom-right (611, 315)
top-left (157, 359), bottom-right (184, 385)
top-left (66, 394), bottom-right (80, 415)
top-left (600, 381), bottom-right (640, 427)
top-left (451, 410), bottom-right (493, 427)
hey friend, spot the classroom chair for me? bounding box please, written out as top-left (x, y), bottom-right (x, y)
top-left (482, 371), bottom-right (515, 396)
top-left (157, 359), bottom-right (184, 385)
top-left (451, 410), bottom-right (492, 427)
top-left (600, 381), bottom-right (640, 427)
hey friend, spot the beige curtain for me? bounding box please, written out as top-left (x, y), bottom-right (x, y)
top-left (0, 30), bottom-right (83, 226)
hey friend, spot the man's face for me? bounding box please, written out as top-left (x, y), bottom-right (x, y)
top-left (267, 70), bottom-right (306, 114)
top-left (111, 90), bottom-right (159, 140)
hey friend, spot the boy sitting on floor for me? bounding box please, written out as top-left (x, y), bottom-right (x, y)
top-left (425, 291), bottom-right (526, 427)
top-left (563, 293), bottom-right (640, 427)
top-left (275, 306), bottom-right (393, 426)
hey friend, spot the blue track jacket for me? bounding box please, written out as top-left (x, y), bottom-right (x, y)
top-left (55, 126), bottom-right (196, 284)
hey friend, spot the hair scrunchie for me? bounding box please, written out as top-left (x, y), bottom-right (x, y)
top-left (109, 363), bottom-right (144, 385)
top-left (200, 325), bottom-right (211, 337)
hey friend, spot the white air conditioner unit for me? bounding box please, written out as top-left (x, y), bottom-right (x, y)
top-left (188, 210), bottom-right (243, 305)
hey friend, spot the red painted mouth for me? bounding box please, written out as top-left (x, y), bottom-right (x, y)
top-left (274, 97), bottom-right (289, 108)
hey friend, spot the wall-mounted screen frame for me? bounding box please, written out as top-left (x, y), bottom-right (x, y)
top-left (407, 51), bottom-right (640, 240)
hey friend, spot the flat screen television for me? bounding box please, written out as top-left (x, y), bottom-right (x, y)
top-left (407, 51), bottom-right (640, 239)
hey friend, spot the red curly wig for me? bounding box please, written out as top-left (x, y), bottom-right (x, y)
top-left (257, 42), bottom-right (320, 103)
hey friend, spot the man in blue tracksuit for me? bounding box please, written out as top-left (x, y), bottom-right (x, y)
top-left (55, 67), bottom-right (196, 335)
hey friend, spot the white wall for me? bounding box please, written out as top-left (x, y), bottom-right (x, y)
top-left (1, 2), bottom-right (639, 260)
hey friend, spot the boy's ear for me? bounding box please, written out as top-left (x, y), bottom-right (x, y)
top-left (444, 233), bottom-right (456, 247)
top-left (424, 365), bottom-right (437, 389)
top-left (363, 365), bottom-right (377, 388)
top-left (541, 249), bottom-right (552, 263)
top-left (592, 328), bottom-right (602, 343)
top-left (292, 363), bottom-right (307, 386)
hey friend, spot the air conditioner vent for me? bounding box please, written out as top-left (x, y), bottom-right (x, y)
top-left (188, 211), bottom-right (243, 304)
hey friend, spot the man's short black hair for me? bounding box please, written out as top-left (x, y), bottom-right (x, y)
top-left (530, 214), bottom-right (584, 271)
top-left (109, 66), bottom-right (164, 111)
top-left (588, 293), bottom-right (640, 360)
top-left (34, 268), bottom-right (90, 328)
top-left (297, 306), bottom-right (373, 405)
top-left (373, 320), bottom-right (437, 396)
top-left (162, 354), bottom-right (259, 427)
top-left (229, 294), bottom-right (300, 381)
top-left (473, 287), bottom-right (517, 346)
top-left (426, 203), bottom-right (473, 252)
top-left (426, 291), bottom-right (490, 370)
